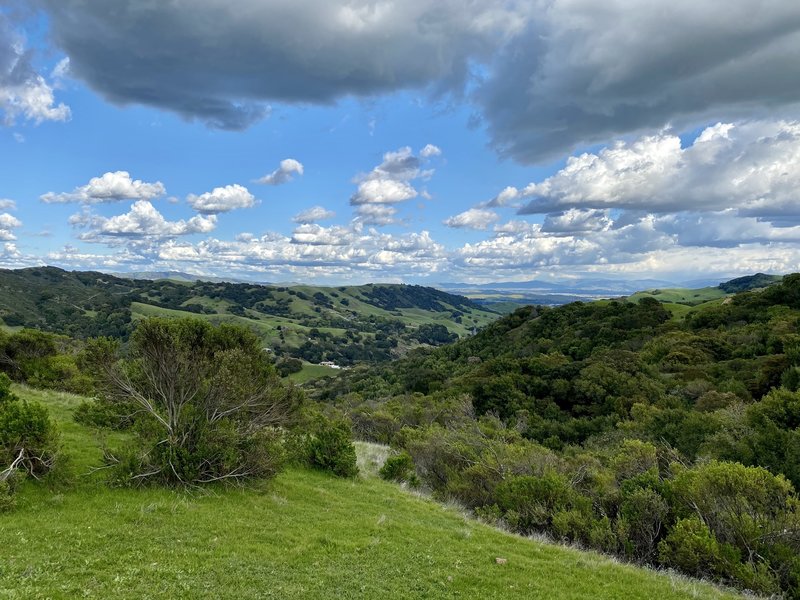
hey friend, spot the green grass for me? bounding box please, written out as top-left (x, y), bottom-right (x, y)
top-left (287, 362), bottom-right (341, 383)
top-left (0, 388), bottom-right (744, 599)
top-left (628, 287), bottom-right (727, 306)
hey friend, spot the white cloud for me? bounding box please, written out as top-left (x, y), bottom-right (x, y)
top-left (72, 200), bottom-right (217, 241)
top-left (351, 178), bottom-right (418, 205)
top-left (154, 226), bottom-right (448, 280)
top-left (291, 224), bottom-right (354, 246)
top-left (420, 144), bottom-right (442, 158)
top-left (0, 15), bottom-right (70, 126)
top-left (51, 57), bottom-right (70, 81)
top-left (519, 121), bottom-right (800, 224)
top-left (41, 171), bottom-right (166, 204)
top-left (187, 184), bottom-right (256, 214)
top-left (256, 159), bottom-right (304, 185)
top-left (0, 199), bottom-right (16, 211)
top-left (0, 213), bottom-right (21, 241)
top-left (349, 146), bottom-right (434, 212)
top-left (485, 186), bottom-right (520, 208)
top-left (542, 209), bottom-right (612, 234)
top-left (292, 206), bottom-right (336, 223)
top-left (444, 208), bottom-right (499, 230)
top-left (353, 204), bottom-right (398, 226)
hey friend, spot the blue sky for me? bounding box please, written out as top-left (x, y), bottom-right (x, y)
top-left (2, 1), bottom-right (800, 284)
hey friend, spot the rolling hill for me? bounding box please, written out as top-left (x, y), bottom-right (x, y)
top-left (0, 267), bottom-right (499, 367)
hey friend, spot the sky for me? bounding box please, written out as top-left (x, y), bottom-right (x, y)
top-left (2, 0), bottom-right (800, 285)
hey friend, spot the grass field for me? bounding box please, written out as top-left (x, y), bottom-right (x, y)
top-left (628, 287), bottom-right (728, 306)
top-left (0, 387), bottom-right (743, 599)
top-left (287, 362), bottom-right (342, 383)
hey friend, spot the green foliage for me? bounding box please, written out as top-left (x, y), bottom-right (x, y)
top-left (379, 451), bottom-right (415, 482)
top-left (496, 473), bottom-right (588, 534)
top-left (316, 276), bottom-right (800, 596)
top-left (0, 329), bottom-right (93, 394)
top-left (0, 373), bottom-right (59, 479)
top-left (305, 419), bottom-right (358, 478)
top-left (0, 267), bottom-right (497, 369)
top-left (276, 357), bottom-right (304, 377)
top-left (92, 318), bottom-right (299, 486)
top-left (0, 478), bottom-right (15, 512)
top-left (658, 518), bottom-right (741, 581)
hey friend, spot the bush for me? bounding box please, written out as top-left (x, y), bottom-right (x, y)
top-left (74, 399), bottom-right (135, 430)
top-left (0, 478), bottom-right (16, 512)
top-left (658, 517), bottom-right (740, 580)
top-left (0, 373), bottom-right (59, 478)
top-left (495, 472), bottom-right (589, 534)
top-left (379, 451), bottom-right (415, 482)
top-left (276, 358), bottom-right (303, 378)
top-left (88, 318), bottom-right (300, 486)
top-left (616, 487), bottom-right (669, 560)
top-left (306, 419), bottom-right (358, 478)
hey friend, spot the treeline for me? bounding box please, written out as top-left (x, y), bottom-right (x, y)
top-left (317, 275), bottom-right (800, 596)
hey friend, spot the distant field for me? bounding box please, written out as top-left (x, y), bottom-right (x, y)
top-left (0, 387), bottom-right (742, 600)
top-left (628, 287), bottom-right (728, 305)
top-left (287, 362), bottom-right (341, 383)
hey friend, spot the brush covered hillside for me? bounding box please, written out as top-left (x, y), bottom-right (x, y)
top-left (0, 386), bottom-right (741, 600)
top-left (0, 267), bottom-right (497, 366)
top-left (318, 275), bottom-right (800, 596)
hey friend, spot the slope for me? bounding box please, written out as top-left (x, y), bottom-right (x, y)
top-left (0, 386), bottom-right (739, 600)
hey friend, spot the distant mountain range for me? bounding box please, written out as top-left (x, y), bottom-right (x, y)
top-left (111, 271), bottom-right (260, 284)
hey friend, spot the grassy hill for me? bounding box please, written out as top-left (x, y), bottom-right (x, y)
top-left (0, 267), bottom-right (498, 368)
top-left (627, 273), bottom-right (782, 312)
top-left (0, 386), bottom-right (739, 600)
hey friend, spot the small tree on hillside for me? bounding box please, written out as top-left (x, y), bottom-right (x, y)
top-left (88, 317), bottom-right (301, 486)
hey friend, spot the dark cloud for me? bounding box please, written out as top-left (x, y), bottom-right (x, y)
top-left (38, 0), bottom-right (522, 129)
top-left (477, 0), bottom-right (800, 162)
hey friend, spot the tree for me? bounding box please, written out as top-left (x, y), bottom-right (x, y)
top-left (91, 317), bottom-right (301, 486)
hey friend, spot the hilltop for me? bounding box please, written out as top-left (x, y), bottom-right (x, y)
top-left (0, 267), bottom-right (498, 368)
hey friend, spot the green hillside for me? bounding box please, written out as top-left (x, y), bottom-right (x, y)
top-left (628, 273), bottom-right (782, 310)
top-left (0, 267), bottom-right (498, 367)
top-left (627, 286), bottom-right (727, 305)
top-left (0, 386), bottom-right (738, 600)
top-left (320, 276), bottom-right (800, 596)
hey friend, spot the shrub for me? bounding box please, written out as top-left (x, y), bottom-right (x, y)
top-left (495, 472), bottom-right (589, 534)
top-left (0, 478), bottom-right (16, 512)
top-left (306, 419), bottom-right (358, 478)
top-left (88, 318), bottom-right (300, 486)
top-left (0, 373), bottom-right (59, 478)
top-left (74, 399), bottom-right (135, 430)
top-left (616, 487), bottom-right (669, 560)
top-left (658, 517), bottom-right (740, 580)
top-left (379, 451), bottom-right (415, 482)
